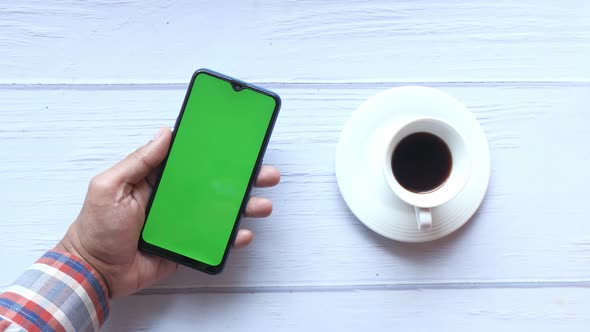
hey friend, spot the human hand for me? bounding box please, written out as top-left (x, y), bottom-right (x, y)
top-left (55, 127), bottom-right (280, 298)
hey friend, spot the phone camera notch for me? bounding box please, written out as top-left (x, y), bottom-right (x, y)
top-left (231, 81), bottom-right (244, 91)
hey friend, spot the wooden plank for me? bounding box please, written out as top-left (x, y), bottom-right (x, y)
top-left (103, 287), bottom-right (590, 331)
top-left (1, 84), bottom-right (589, 290)
top-left (0, 1), bottom-right (589, 83)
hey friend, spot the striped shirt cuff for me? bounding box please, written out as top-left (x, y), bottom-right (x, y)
top-left (0, 250), bottom-right (110, 332)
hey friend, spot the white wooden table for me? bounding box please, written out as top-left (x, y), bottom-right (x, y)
top-left (1, 1), bottom-right (590, 330)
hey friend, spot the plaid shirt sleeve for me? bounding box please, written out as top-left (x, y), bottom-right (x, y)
top-left (0, 250), bottom-right (110, 332)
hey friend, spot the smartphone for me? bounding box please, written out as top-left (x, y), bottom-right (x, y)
top-left (139, 69), bottom-right (281, 274)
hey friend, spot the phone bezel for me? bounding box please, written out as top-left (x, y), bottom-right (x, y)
top-left (138, 68), bottom-right (281, 274)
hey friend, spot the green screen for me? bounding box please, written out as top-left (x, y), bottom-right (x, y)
top-left (142, 72), bottom-right (276, 266)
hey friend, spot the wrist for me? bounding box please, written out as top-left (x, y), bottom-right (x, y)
top-left (55, 237), bottom-right (112, 297)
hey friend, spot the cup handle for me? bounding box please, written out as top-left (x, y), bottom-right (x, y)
top-left (415, 207), bottom-right (432, 230)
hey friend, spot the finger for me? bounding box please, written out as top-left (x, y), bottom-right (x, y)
top-left (132, 179), bottom-right (152, 208)
top-left (234, 229), bottom-right (253, 249)
top-left (254, 166), bottom-right (280, 187)
top-left (146, 166), bottom-right (163, 188)
top-left (244, 197), bottom-right (273, 218)
top-left (104, 127), bottom-right (172, 185)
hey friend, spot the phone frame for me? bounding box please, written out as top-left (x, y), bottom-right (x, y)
top-left (138, 68), bottom-right (281, 274)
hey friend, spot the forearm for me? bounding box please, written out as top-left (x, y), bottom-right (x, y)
top-left (0, 250), bottom-right (109, 332)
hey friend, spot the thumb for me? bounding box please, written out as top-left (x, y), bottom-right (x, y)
top-left (105, 127), bottom-right (172, 185)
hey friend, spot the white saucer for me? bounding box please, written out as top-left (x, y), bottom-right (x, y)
top-left (335, 86), bottom-right (490, 242)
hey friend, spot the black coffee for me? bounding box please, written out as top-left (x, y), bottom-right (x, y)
top-left (392, 132), bottom-right (452, 193)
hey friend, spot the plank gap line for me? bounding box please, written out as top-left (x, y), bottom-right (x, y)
top-left (136, 280), bottom-right (590, 296)
top-left (0, 81), bottom-right (589, 91)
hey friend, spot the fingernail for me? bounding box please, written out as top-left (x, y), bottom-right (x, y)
top-left (154, 127), bottom-right (165, 140)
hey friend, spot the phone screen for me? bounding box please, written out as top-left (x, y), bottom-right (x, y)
top-left (141, 71), bottom-right (279, 269)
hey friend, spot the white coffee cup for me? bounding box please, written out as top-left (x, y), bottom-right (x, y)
top-left (382, 117), bottom-right (471, 230)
